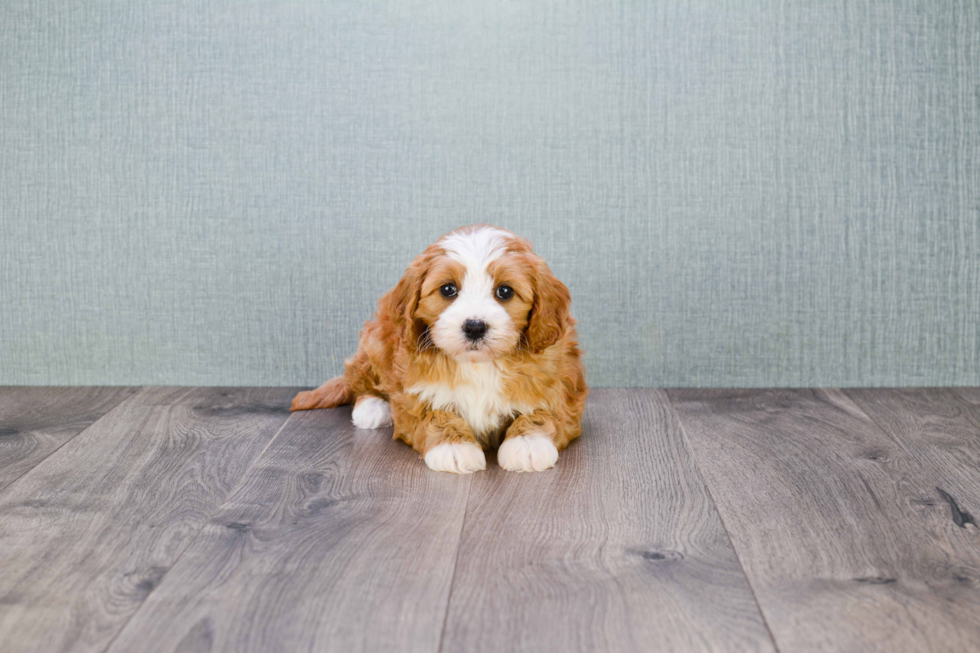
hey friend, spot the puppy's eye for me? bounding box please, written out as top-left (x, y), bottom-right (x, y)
top-left (440, 283), bottom-right (458, 298)
top-left (495, 285), bottom-right (514, 300)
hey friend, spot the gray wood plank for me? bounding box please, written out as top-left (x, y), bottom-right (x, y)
top-left (0, 386), bottom-right (136, 492)
top-left (106, 406), bottom-right (472, 653)
top-left (668, 388), bottom-right (980, 653)
top-left (844, 388), bottom-right (980, 533)
top-left (441, 389), bottom-right (776, 653)
top-left (123, 386), bottom-right (299, 408)
top-left (952, 387), bottom-right (980, 406)
top-left (0, 387), bottom-right (298, 653)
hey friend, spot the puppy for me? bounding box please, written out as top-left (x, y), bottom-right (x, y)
top-left (291, 225), bottom-right (587, 473)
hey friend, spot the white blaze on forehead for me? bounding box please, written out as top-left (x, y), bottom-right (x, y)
top-left (440, 227), bottom-right (511, 281)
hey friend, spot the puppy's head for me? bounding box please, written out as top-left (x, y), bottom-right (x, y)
top-left (390, 225), bottom-right (571, 362)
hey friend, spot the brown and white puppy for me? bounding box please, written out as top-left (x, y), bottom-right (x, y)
top-left (291, 225), bottom-right (587, 474)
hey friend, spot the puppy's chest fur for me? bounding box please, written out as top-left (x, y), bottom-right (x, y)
top-left (407, 362), bottom-right (535, 447)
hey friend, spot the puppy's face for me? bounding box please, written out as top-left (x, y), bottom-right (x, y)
top-left (401, 226), bottom-right (569, 362)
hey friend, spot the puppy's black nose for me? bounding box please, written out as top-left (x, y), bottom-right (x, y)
top-left (462, 319), bottom-right (488, 341)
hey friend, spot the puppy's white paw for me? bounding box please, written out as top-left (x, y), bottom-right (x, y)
top-left (351, 396), bottom-right (392, 429)
top-left (424, 442), bottom-right (486, 474)
top-left (497, 434), bottom-right (559, 472)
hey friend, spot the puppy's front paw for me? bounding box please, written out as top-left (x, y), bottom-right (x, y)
top-left (424, 442), bottom-right (486, 474)
top-left (352, 396), bottom-right (392, 429)
top-left (497, 434), bottom-right (559, 472)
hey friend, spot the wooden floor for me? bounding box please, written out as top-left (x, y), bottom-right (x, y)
top-left (0, 388), bottom-right (978, 653)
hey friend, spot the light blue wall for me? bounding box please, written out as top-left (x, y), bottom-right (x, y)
top-left (2, 1), bottom-right (978, 387)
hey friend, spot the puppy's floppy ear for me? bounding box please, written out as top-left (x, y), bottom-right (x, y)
top-left (387, 251), bottom-right (430, 350)
top-left (526, 256), bottom-right (571, 353)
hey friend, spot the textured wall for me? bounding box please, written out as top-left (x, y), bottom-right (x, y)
top-left (1, 1), bottom-right (978, 387)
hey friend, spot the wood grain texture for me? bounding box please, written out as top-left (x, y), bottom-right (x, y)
top-left (441, 389), bottom-right (776, 653)
top-left (844, 388), bottom-right (980, 533)
top-left (952, 387), bottom-right (980, 405)
top-left (0, 386), bottom-right (136, 492)
top-left (668, 388), bottom-right (980, 653)
top-left (0, 387), bottom-right (297, 653)
top-left (106, 406), bottom-right (472, 653)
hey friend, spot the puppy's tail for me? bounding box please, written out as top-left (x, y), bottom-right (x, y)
top-left (291, 376), bottom-right (355, 411)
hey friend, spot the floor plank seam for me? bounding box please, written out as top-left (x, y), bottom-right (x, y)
top-left (0, 388), bottom-right (136, 501)
top-left (665, 392), bottom-right (784, 653)
top-left (97, 407), bottom-right (299, 653)
top-left (436, 475), bottom-right (474, 653)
